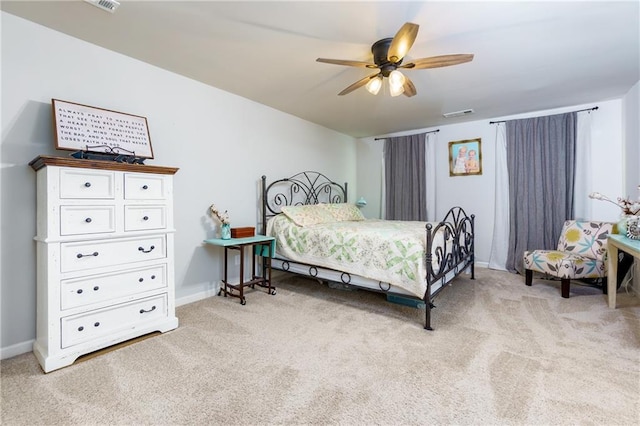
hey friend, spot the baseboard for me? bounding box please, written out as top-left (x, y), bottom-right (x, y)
top-left (176, 285), bottom-right (221, 307)
top-left (176, 273), bottom-right (281, 307)
top-left (1, 340), bottom-right (34, 361)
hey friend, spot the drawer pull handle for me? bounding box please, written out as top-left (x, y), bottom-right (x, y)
top-left (85, 217), bottom-right (92, 223)
top-left (77, 252), bottom-right (99, 258)
top-left (78, 326), bottom-right (84, 331)
top-left (84, 182), bottom-right (91, 188)
top-left (142, 185), bottom-right (149, 190)
top-left (140, 305), bottom-right (157, 314)
top-left (94, 322), bottom-right (100, 327)
top-left (139, 278), bottom-right (144, 282)
top-left (138, 245), bottom-right (155, 253)
top-left (143, 216), bottom-right (149, 221)
top-left (151, 275), bottom-right (156, 280)
top-left (77, 289), bottom-right (83, 294)
top-left (93, 286), bottom-right (99, 291)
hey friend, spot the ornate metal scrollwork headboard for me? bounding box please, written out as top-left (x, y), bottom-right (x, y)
top-left (261, 171), bottom-right (348, 232)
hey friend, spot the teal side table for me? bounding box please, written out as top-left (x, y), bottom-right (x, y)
top-left (203, 235), bottom-right (276, 305)
top-left (607, 234), bottom-right (640, 308)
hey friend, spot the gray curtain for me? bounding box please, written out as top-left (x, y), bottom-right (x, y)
top-left (383, 133), bottom-right (427, 221)
top-left (505, 112), bottom-right (577, 273)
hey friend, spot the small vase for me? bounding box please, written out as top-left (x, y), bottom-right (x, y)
top-left (221, 223), bottom-right (231, 240)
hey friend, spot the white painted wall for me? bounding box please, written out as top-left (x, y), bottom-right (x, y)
top-left (623, 81), bottom-right (639, 199)
top-left (622, 81), bottom-right (640, 294)
top-left (0, 13), bottom-right (356, 357)
top-left (356, 99), bottom-right (628, 267)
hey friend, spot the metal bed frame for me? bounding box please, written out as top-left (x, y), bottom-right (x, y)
top-left (261, 171), bottom-right (475, 330)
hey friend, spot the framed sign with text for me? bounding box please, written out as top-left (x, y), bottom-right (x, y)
top-left (52, 99), bottom-right (154, 159)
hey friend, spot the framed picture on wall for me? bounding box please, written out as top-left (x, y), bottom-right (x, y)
top-left (52, 99), bottom-right (154, 159)
top-left (449, 138), bottom-right (482, 176)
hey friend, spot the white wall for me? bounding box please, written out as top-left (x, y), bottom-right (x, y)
top-left (623, 81), bottom-right (639, 199)
top-left (0, 13), bottom-right (356, 356)
top-left (356, 99), bottom-right (627, 267)
top-left (622, 81), bottom-right (640, 294)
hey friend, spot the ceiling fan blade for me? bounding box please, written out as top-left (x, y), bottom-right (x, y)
top-left (402, 76), bottom-right (417, 97)
top-left (401, 54), bottom-right (474, 70)
top-left (388, 22), bottom-right (419, 63)
top-left (338, 73), bottom-right (380, 96)
top-left (316, 58), bottom-right (377, 68)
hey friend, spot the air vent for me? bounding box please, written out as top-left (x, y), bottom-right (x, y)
top-left (84, 0), bottom-right (120, 13)
top-left (443, 109), bottom-right (475, 118)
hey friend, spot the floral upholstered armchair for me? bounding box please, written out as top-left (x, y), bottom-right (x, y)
top-left (523, 220), bottom-right (614, 298)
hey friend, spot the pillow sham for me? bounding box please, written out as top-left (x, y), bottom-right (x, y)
top-left (322, 203), bottom-right (365, 222)
top-left (280, 204), bottom-right (335, 227)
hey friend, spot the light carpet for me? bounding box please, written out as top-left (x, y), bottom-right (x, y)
top-left (1, 268), bottom-right (639, 425)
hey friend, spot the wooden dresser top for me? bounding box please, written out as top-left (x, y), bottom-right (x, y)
top-left (29, 155), bottom-right (179, 175)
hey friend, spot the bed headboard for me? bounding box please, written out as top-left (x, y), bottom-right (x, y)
top-left (261, 171), bottom-right (347, 233)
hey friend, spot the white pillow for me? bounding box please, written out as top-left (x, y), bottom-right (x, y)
top-left (321, 203), bottom-right (365, 222)
top-left (280, 204), bottom-right (335, 227)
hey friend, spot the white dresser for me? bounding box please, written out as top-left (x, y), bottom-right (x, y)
top-left (29, 155), bottom-right (179, 373)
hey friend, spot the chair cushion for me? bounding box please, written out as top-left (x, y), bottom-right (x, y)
top-left (523, 249), bottom-right (607, 279)
top-left (557, 221), bottom-right (613, 260)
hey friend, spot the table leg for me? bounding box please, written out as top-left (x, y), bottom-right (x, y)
top-left (267, 252), bottom-right (273, 295)
top-left (239, 246), bottom-right (245, 305)
top-left (607, 242), bottom-right (618, 308)
top-left (251, 245), bottom-right (257, 289)
top-left (264, 242), bottom-right (274, 295)
top-left (222, 247), bottom-right (229, 297)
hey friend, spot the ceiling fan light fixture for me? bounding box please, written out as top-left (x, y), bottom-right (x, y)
top-left (389, 70), bottom-right (405, 87)
top-left (388, 70), bottom-right (406, 96)
top-left (389, 83), bottom-right (405, 97)
top-left (366, 76), bottom-right (382, 95)
top-left (317, 22), bottom-right (474, 97)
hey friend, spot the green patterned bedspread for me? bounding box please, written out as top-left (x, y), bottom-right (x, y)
top-left (267, 215), bottom-right (445, 298)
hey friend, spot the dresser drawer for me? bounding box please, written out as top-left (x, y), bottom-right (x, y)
top-left (60, 169), bottom-right (115, 199)
top-left (61, 264), bottom-right (167, 310)
top-left (124, 173), bottom-right (166, 200)
top-left (61, 294), bottom-right (167, 348)
top-left (61, 235), bottom-right (166, 272)
top-left (124, 205), bottom-right (166, 231)
top-left (60, 206), bottom-right (116, 236)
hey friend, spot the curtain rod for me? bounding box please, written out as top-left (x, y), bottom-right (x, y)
top-left (489, 106), bottom-right (598, 124)
top-left (374, 129), bottom-right (440, 140)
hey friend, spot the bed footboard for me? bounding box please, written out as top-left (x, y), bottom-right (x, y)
top-left (423, 206), bottom-right (475, 330)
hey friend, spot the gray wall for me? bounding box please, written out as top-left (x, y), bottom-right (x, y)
top-left (1, 13), bottom-right (356, 356)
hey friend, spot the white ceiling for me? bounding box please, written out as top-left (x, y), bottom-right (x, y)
top-left (2, 1), bottom-right (639, 138)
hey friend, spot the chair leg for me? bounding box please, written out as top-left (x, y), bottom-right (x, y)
top-left (525, 269), bottom-right (533, 286)
top-left (561, 278), bottom-right (570, 298)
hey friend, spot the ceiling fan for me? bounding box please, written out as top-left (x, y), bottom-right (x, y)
top-left (316, 22), bottom-right (474, 97)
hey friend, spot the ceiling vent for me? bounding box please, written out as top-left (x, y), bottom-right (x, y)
top-left (443, 109), bottom-right (474, 118)
top-left (84, 0), bottom-right (120, 13)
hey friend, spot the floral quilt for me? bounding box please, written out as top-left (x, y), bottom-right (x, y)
top-left (267, 214), bottom-right (445, 298)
